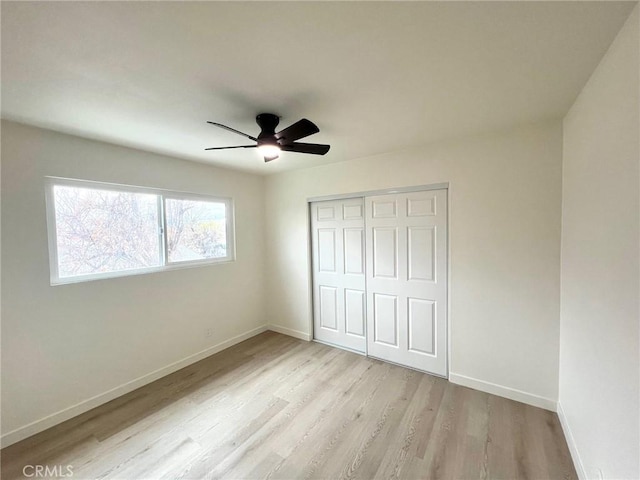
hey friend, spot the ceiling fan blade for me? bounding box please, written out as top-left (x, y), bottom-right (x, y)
top-left (281, 142), bottom-right (330, 155)
top-left (274, 119), bottom-right (319, 144)
top-left (207, 121), bottom-right (257, 142)
top-left (204, 145), bottom-right (256, 151)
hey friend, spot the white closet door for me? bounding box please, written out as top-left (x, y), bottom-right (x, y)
top-left (365, 190), bottom-right (448, 376)
top-left (311, 199), bottom-right (366, 353)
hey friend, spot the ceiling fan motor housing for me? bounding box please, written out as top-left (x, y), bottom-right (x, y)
top-left (256, 113), bottom-right (280, 145)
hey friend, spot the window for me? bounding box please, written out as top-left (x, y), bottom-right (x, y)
top-left (164, 197), bottom-right (228, 264)
top-left (45, 178), bottom-right (234, 284)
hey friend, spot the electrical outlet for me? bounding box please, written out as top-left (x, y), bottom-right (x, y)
top-left (205, 328), bottom-right (213, 338)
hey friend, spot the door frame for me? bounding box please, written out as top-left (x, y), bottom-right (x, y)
top-left (306, 183), bottom-right (451, 378)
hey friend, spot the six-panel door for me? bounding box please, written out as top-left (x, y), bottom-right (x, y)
top-left (311, 189), bottom-right (447, 376)
top-left (311, 199), bottom-right (366, 352)
top-left (365, 190), bottom-right (448, 376)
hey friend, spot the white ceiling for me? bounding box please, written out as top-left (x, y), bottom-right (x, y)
top-left (1, 1), bottom-right (636, 175)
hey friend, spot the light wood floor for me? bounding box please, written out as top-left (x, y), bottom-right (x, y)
top-left (1, 332), bottom-right (577, 479)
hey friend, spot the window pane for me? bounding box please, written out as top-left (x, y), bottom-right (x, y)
top-left (53, 185), bottom-right (160, 278)
top-left (165, 198), bottom-right (227, 263)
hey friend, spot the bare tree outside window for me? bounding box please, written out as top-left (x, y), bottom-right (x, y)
top-left (53, 186), bottom-right (160, 277)
top-left (165, 198), bottom-right (227, 263)
top-left (47, 179), bottom-right (234, 284)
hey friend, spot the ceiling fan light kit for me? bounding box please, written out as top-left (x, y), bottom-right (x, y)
top-left (206, 113), bottom-right (330, 162)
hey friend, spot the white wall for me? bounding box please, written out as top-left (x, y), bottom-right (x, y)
top-left (265, 120), bottom-right (563, 409)
top-left (559, 6), bottom-right (639, 480)
top-left (0, 121), bottom-right (266, 445)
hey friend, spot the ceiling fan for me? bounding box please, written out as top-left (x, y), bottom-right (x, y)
top-left (205, 113), bottom-right (330, 162)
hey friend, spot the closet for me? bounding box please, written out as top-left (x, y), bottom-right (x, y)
top-left (310, 188), bottom-right (448, 377)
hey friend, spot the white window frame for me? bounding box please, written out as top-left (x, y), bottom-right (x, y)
top-left (45, 177), bottom-right (235, 285)
top-left (162, 191), bottom-right (235, 268)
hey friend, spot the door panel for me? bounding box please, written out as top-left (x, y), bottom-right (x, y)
top-left (317, 229), bottom-right (336, 272)
top-left (366, 189), bottom-right (448, 376)
top-left (407, 195), bottom-right (436, 217)
top-left (407, 226), bottom-right (435, 281)
top-left (345, 289), bottom-right (365, 336)
top-left (319, 286), bottom-right (338, 331)
top-left (343, 203), bottom-right (363, 220)
top-left (311, 198), bottom-right (366, 352)
top-left (373, 293), bottom-right (398, 346)
top-left (344, 228), bottom-right (364, 274)
top-left (373, 227), bottom-right (398, 278)
top-left (407, 298), bottom-right (435, 355)
top-left (372, 198), bottom-right (398, 218)
top-left (317, 205), bottom-right (336, 220)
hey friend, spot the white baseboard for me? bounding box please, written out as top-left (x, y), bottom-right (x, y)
top-left (0, 325), bottom-right (268, 448)
top-left (267, 324), bottom-right (312, 341)
top-left (557, 401), bottom-right (587, 480)
top-left (449, 372), bottom-right (557, 411)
